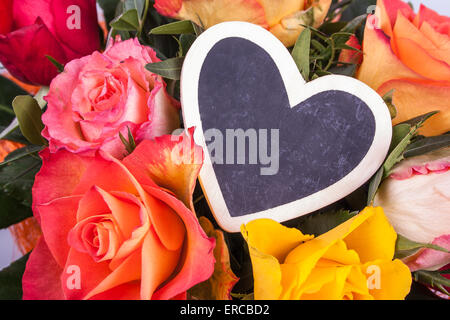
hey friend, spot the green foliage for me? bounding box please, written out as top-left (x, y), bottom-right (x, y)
top-left (12, 96), bottom-right (46, 146)
top-left (296, 209), bottom-right (358, 236)
top-left (404, 134), bottom-right (450, 158)
top-left (292, 28), bottom-right (311, 81)
top-left (413, 269), bottom-right (450, 297)
top-left (0, 253), bottom-right (30, 300)
top-left (146, 57), bottom-right (185, 80)
top-left (0, 149), bottom-right (41, 229)
top-left (366, 111), bottom-right (439, 204)
top-left (0, 76), bottom-right (28, 144)
top-left (395, 235), bottom-right (449, 260)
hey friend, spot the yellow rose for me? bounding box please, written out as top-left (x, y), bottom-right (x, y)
top-left (154, 0), bottom-right (332, 47)
top-left (241, 207), bottom-right (412, 300)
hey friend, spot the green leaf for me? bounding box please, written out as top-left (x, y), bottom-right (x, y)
top-left (413, 270), bottom-right (450, 297)
top-left (0, 145), bottom-right (43, 167)
top-left (97, 0), bottom-right (121, 27)
top-left (45, 55), bottom-right (64, 73)
top-left (12, 96), bottom-right (46, 145)
top-left (0, 150), bottom-right (42, 209)
top-left (150, 20), bottom-right (196, 35)
top-left (340, 0), bottom-right (376, 21)
top-left (145, 57), bottom-right (184, 80)
top-left (389, 123), bottom-right (411, 153)
top-left (340, 14), bottom-right (368, 33)
top-left (110, 9), bottom-right (140, 31)
top-left (328, 64), bottom-right (357, 77)
top-left (0, 193), bottom-right (33, 229)
top-left (0, 253), bottom-right (30, 300)
top-left (119, 126), bottom-right (136, 155)
top-left (296, 209), bottom-right (358, 236)
top-left (400, 110), bottom-right (439, 127)
top-left (395, 235), bottom-right (449, 260)
top-left (367, 166), bottom-right (383, 205)
top-left (382, 89), bottom-right (397, 119)
top-left (292, 28), bottom-right (311, 81)
top-left (404, 134), bottom-right (450, 158)
top-left (179, 34), bottom-right (196, 56)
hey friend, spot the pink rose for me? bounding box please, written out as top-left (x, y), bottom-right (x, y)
top-left (42, 38), bottom-right (180, 159)
top-left (0, 0), bottom-right (100, 85)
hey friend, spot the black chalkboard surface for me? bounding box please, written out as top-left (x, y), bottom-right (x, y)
top-left (181, 22), bottom-right (392, 232)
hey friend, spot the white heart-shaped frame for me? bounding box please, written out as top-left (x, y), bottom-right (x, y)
top-left (181, 21), bottom-right (392, 232)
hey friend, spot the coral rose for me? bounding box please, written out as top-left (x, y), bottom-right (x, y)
top-left (22, 130), bottom-right (215, 300)
top-left (242, 207), bottom-right (412, 300)
top-left (0, 0), bottom-right (100, 85)
top-left (42, 37), bottom-right (180, 159)
top-left (154, 0), bottom-right (332, 47)
top-left (357, 0), bottom-right (450, 136)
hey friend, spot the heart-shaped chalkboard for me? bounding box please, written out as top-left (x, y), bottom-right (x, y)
top-left (181, 22), bottom-right (392, 232)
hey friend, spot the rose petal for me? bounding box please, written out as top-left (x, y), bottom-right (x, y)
top-left (22, 237), bottom-right (64, 300)
top-left (377, 78), bottom-right (450, 136)
top-left (377, 0), bottom-right (415, 37)
top-left (356, 24), bottom-right (421, 91)
top-left (50, 0), bottom-right (100, 60)
top-left (36, 195), bottom-right (82, 267)
top-left (189, 217), bottom-right (239, 300)
top-left (0, 0), bottom-right (13, 35)
top-left (154, 0), bottom-right (268, 29)
top-left (149, 186), bottom-right (215, 300)
top-left (141, 227), bottom-right (182, 300)
top-left (406, 235), bottom-right (450, 272)
top-left (0, 19), bottom-right (66, 85)
top-left (392, 12), bottom-right (450, 65)
top-left (123, 128), bottom-right (202, 210)
top-left (392, 30), bottom-right (450, 81)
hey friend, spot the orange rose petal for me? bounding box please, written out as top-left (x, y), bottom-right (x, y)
top-left (154, 0), bottom-right (182, 17)
top-left (96, 188), bottom-right (142, 239)
top-left (62, 248), bottom-right (111, 299)
top-left (155, 0), bottom-right (267, 28)
top-left (393, 12), bottom-right (450, 65)
top-left (377, 0), bottom-right (415, 37)
top-left (36, 195), bottom-right (82, 267)
top-left (392, 34), bottom-right (450, 82)
top-left (189, 217), bottom-right (239, 300)
top-left (83, 249), bottom-right (142, 300)
top-left (256, 0), bottom-right (304, 26)
top-left (22, 237), bottom-right (65, 300)
top-left (89, 282), bottom-right (141, 300)
top-left (421, 21), bottom-right (450, 51)
top-left (141, 186), bottom-right (186, 251)
top-left (377, 78), bottom-right (450, 136)
top-left (75, 186), bottom-right (110, 221)
top-left (414, 4), bottom-right (450, 30)
top-left (123, 128), bottom-right (203, 210)
top-left (357, 24), bottom-right (421, 91)
top-left (149, 186), bottom-right (215, 300)
top-left (140, 228), bottom-right (182, 300)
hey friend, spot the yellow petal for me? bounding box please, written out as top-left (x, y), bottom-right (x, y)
top-left (243, 219), bottom-right (313, 262)
top-left (241, 220), bottom-right (312, 300)
top-left (363, 259), bottom-right (412, 300)
top-left (344, 207), bottom-right (397, 263)
top-left (256, 0), bottom-right (305, 26)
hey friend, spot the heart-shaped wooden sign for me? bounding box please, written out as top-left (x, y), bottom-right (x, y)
top-left (181, 22), bottom-right (392, 232)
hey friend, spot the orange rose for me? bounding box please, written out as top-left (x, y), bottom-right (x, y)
top-left (357, 0), bottom-right (450, 136)
top-left (154, 0), bottom-right (332, 47)
top-left (22, 130), bottom-right (215, 300)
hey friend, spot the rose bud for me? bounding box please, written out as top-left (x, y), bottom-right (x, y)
top-left (374, 147), bottom-right (450, 271)
top-left (0, 0), bottom-right (100, 85)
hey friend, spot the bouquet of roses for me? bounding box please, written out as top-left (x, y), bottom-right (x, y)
top-left (0, 0), bottom-right (448, 301)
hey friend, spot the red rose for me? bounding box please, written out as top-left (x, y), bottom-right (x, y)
top-left (0, 0), bottom-right (100, 85)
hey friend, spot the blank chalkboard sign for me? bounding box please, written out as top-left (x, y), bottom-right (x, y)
top-left (181, 22), bottom-right (392, 232)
